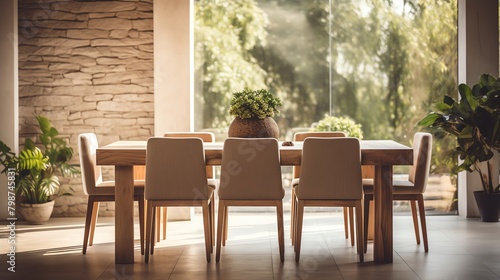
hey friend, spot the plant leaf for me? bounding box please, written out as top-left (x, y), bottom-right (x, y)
top-left (417, 113), bottom-right (441, 127)
top-left (36, 115), bottom-right (52, 135)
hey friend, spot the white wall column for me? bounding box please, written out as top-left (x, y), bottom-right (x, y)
top-left (458, 0), bottom-right (499, 218)
top-left (153, 0), bottom-right (194, 220)
top-left (0, 0), bottom-right (18, 221)
top-left (154, 0), bottom-right (193, 135)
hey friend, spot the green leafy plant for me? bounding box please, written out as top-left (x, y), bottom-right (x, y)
top-left (312, 115), bottom-right (364, 139)
top-left (229, 88), bottom-right (282, 119)
top-left (0, 115), bottom-right (79, 204)
top-left (418, 73), bottom-right (500, 194)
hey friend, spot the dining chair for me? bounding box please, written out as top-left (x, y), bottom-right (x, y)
top-left (153, 132), bottom-right (215, 243)
top-left (78, 133), bottom-right (145, 255)
top-left (216, 138), bottom-right (285, 262)
top-left (144, 137), bottom-right (216, 263)
top-left (293, 137), bottom-right (364, 262)
top-left (290, 131), bottom-right (356, 246)
top-left (363, 132), bottom-right (432, 253)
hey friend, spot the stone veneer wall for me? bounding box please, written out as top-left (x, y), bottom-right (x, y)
top-left (18, 0), bottom-right (154, 216)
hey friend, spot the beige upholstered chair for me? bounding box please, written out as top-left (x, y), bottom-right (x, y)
top-left (144, 137), bottom-right (216, 263)
top-left (293, 137), bottom-right (364, 262)
top-left (363, 132), bottom-right (432, 252)
top-left (78, 133), bottom-right (145, 255)
top-left (216, 138), bottom-right (285, 262)
top-left (153, 132), bottom-right (215, 242)
top-left (291, 131), bottom-right (355, 246)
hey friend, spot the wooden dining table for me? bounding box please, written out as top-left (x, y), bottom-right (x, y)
top-left (96, 139), bottom-right (413, 264)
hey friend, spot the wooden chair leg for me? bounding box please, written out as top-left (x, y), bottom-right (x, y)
top-left (155, 207), bottom-right (161, 243)
top-left (355, 200), bottom-right (364, 262)
top-left (291, 188), bottom-right (296, 246)
top-left (145, 203), bottom-right (153, 263)
top-left (222, 206), bottom-right (228, 246)
top-left (363, 195), bottom-right (370, 253)
top-left (348, 207), bottom-right (355, 246)
top-left (291, 188), bottom-right (296, 241)
top-left (162, 207), bottom-right (167, 240)
top-left (88, 201), bottom-right (99, 247)
top-left (343, 206), bottom-right (349, 239)
top-left (202, 201), bottom-right (211, 262)
top-left (163, 208), bottom-right (168, 241)
top-left (216, 201), bottom-right (225, 262)
top-left (276, 200), bottom-right (285, 262)
top-left (82, 197), bottom-right (95, 254)
top-left (410, 200), bottom-right (421, 244)
top-left (417, 195), bottom-right (429, 252)
top-left (211, 195), bottom-right (215, 248)
top-left (295, 200), bottom-right (305, 262)
top-left (293, 196), bottom-right (297, 251)
top-left (144, 199), bottom-right (148, 240)
top-left (138, 197), bottom-right (145, 255)
top-left (151, 206), bottom-right (157, 255)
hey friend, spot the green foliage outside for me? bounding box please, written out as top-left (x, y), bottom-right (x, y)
top-left (194, 0), bottom-right (458, 176)
top-left (0, 116), bottom-right (79, 204)
top-left (229, 88), bottom-right (282, 119)
top-left (195, 0), bottom-right (269, 127)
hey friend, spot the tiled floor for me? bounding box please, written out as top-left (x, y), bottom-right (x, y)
top-left (1, 212), bottom-right (500, 280)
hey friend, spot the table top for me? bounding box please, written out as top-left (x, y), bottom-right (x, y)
top-left (96, 140), bottom-right (413, 166)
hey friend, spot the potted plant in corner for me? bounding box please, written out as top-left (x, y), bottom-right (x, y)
top-left (0, 115), bottom-right (79, 224)
top-left (418, 73), bottom-right (500, 222)
top-left (228, 88), bottom-right (282, 138)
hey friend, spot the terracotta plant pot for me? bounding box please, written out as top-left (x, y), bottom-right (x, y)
top-left (228, 117), bottom-right (279, 139)
top-left (473, 191), bottom-right (500, 222)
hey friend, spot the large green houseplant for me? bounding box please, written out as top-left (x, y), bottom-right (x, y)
top-left (0, 115), bottom-right (78, 224)
top-left (228, 88), bottom-right (282, 138)
top-left (418, 73), bottom-right (500, 221)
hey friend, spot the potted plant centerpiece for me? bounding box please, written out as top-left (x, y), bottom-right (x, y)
top-left (228, 88), bottom-right (282, 138)
top-left (312, 115), bottom-right (364, 139)
top-left (418, 73), bottom-right (500, 222)
top-left (0, 115), bottom-right (78, 224)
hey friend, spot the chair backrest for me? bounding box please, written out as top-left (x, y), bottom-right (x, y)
top-left (408, 132), bottom-right (432, 193)
top-left (164, 132), bottom-right (215, 178)
top-left (292, 131), bottom-right (347, 178)
top-left (163, 132), bottom-right (215, 142)
top-left (296, 137), bottom-right (362, 200)
top-left (218, 138), bottom-right (284, 200)
top-left (145, 137), bottom-right (209, 200)
top-left (293, 131), bottom-right (347, 141)
top-left (78, 133), bottom-right (102, 196)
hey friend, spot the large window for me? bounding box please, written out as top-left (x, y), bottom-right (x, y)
top-left (195, 0), bottom-right (458, 214)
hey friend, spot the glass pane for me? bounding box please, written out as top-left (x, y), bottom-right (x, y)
top-left (194, 0), bottom-right (458, 215)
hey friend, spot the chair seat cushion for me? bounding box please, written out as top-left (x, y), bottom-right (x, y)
top-left (363, 178), bottom-right (417, 195)
top-left (94, 180), bottom-right (145, 196)
top-left (145, 180), bottom-right (216, 200)
top-left (294, 178), bottom-right (361, 200)
top-left (149, 185), bottom-right (215, 202)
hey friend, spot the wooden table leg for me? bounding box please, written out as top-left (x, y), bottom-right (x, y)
top-left (367, 200), bottom-right (375, 240)
top-left (373, 165), bottom-right (393, 263)
top-left (115, 165), bottom-right (135, 264)
top-left (362, 165), bottom-right (375, 241)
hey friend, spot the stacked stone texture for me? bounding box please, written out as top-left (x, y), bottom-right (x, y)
top-left (18, 0), bottom-right (153, 217)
